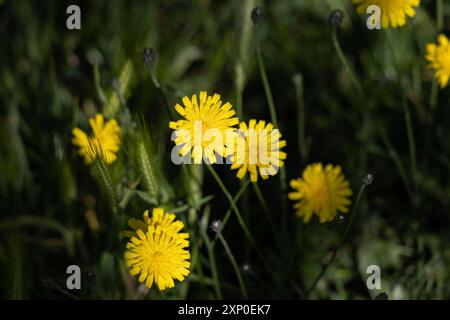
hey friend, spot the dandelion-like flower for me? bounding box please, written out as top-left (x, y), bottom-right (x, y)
top-left (352, 0), bottom-right (420, 29)
top-left (72, 114), bottom-right (121, 164)
top-left (288, 163), bottom-right (352, 223)
top-left (125, 225), bottom-right (190, 290)
top-left (169, 91), bottom-right (239, 164)
top-left (124, 208), bottom-right (189, 240)
top-left (426, 34), bottom-right (450, 89)
top-left (230, 119), bottom-right (286, 182)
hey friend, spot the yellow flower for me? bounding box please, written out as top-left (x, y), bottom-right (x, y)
top-left (124, 208), bottom-right (189, 240)
top-left (230, 119), bottom-right (287, 182)
top-left (169, 91), bottom-right (239, 164)
top-left (72, 114), bottom-right (121, 164)
top-left (352, 0), bottom-right (420, 29)
top-left (288, 163), bottom-right (352, 223)
top-left (125, 225), bottom-right (190, 290)
top-left (426, 34), bottom-right (450, 89)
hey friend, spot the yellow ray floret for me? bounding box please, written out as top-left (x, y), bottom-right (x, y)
top-left (426, 34), bottom-right (450, 89)
top-left (169, 91), bottom-right (239, 164)
top-left (352, 0), bottom-right (420, 29)
top-left (72, 114), bottom-right (121, 164)
top-left (288, 163), bottom-right (352, 223)
top-left (124, 208), bottom-right (189, 240)
top-left (125, 225), bottom-right (190, 290)
top-left (230, 119), bottom-right (287, 182)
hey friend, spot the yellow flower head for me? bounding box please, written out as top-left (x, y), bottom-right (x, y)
top-left (72, 114), bottom-right (121, 164)
top-left (426, 34), bottom-right (450, 89)
top-left (288, 163), bottom-right (352, 223)
top-left (125, 225), bottom-right (190, 290)
top-left (169, 91), bottom-right (239, 164)
top-left (352, 0), bottom-right (420, 29)
top-left (230, 120), bottom-right (287, 182)
top-left (124, 208), bottom-right (189, 240)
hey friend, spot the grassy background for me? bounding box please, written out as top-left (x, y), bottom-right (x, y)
top-left (1, 0), bottom-right (450, 299)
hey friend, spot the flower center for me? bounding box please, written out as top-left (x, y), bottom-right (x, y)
top-left (152, 251), bottom-right (164, 263)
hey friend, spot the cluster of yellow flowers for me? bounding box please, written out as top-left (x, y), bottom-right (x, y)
top-left (71, 96), bottom-right (354, 291)
top-left (170, 91), bottom-right (287, 182)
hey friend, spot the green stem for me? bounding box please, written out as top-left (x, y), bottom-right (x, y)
top-left (305, 182), bottom-right (368, 297)
top-left (379, 126), bottom-right (414, 203)
top-left (403, 97), bottom-right (417, 180)
top-left (332, 28), bottom-right (364, 97)
top-left (252, 182), bottom-right (277, 240)
top-left (256, 44), bottom-right (288, 236)
top-left (206, 165), bottom-right (257, 250)
top-left (256, 47), bottom-right (279, 128)
top-left (218, 233), bottom-right (248, 299)
top-left (222, 179), bottom-right (250, 228)
top-left (430, 81), bottom-right (438, 110)
top-left (206, 165), bottom-right (272, 272)
top-left (293, 73), bottom-right (307, 162)
top-left (147, 67), bottom-right (175, 120)
top-left (437, 0), bottom-right (444, 31)
top-left (93, 63), bottom-right (106, 104)
top-left (199, 225), bottom-right (222, 299)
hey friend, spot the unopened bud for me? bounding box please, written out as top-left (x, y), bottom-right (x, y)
top-left (363, 173), bottom-right (374, 186)
top-left (210, 219), bottom-right (223, 234)
top-left (142, 47), bottom-right (156, 68)
top-left (329, 9), bottom-right (344, 27)
top-left (251, 6), bottom-right (263, 25)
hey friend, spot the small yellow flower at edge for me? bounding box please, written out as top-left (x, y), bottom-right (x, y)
top-left (426, 34), bottom-right (450, 89)
top-left (72, 113), bottom-right (121, 165)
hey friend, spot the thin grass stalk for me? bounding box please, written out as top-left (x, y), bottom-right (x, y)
top-left (255, 45), bottom-right (288, 236)
top-left (217, 233), bottom-right (248, 299)
top-left (252, 182), bottom-right (277, 241)
top-left (437, 0), bottom-right (444, 31)
top-left (402, 97), bottom-right (417, 180)
top-left (293, 73), bottom-right (307, 162)
top-left (305, 180), bottom-right (369, 297)
top-left (331, 28), bottom-right (364, 97)
top-left (206, 164), bottom-right (257, 249)
top-left (200, 224), bottom-right (222, 299)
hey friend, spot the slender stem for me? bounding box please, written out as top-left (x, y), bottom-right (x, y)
top-left (256, 47), bottom-right (279, 128)
top-left (340, 185), bottom-right (367, 245)
top-left (430, 81), bottom-right (438, 110)
top-left (437, 0), bottom-right (444, 31)
top-left (206, 165), bottom-right (270, 270)
top-left (146, 67), bottom-right (175, 120)
top-left (305, 182), bottom-right (368, 297)
top-left (200, 225), bottom-right (222, 299)
top-left (379, 126), bottom-right (414, 202)
top-left (222, 179), bottom-right (250, 228)
top-left (256, 44), bottom-right (288, 235)
top-left (252, 182), bottom-right (277, 240)
top-left (403, 97), bottom-right (417, 180)
top-left (293, 73), bottom-right (307, 162)
top-left (206, 165), bottom-right (257, 250)
top-left (331, 28), bottom-right (364, 97)
top-left (218, 233), bottom-right (248, 299)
